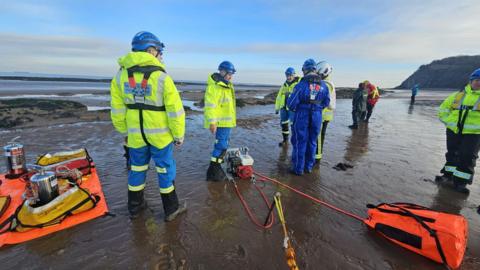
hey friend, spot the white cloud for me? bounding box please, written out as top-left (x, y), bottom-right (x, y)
top-left (0, 33), bottom-right (127, 77)
top-left (0, 2), bottom-right (60, 19)
top-left (0, 1), bottom-right (88, 34)
top-left (230, 2), bottom-right (480, 64)
top-left (204, 1), bottom-right (480, 86)
top-left (165, 1), bottom-right (480, 86)
top-left (1, 1), bottom-right (479, 87)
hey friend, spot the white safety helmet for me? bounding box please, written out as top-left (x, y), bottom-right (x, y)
top-left (316, 61), bottom-right (333, 79)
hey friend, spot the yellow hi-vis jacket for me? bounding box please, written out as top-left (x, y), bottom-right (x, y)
top-left (110, 52), bottom-right (185, 149)
top-left (438, 84), bottom-right (480, 134)
top-left (204, 73), bottom-right (236, 128)
top-left (322, 77), bottom-right (336, 122)
top-left (275, 77), bottom-right (301, 111)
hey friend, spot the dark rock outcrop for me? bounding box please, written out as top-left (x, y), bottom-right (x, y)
top-left (0, 99), bottom-right (97, 129)
top-left (0, 98), bottom-right (86, 110)
top-left (397, 55), bottom-right (480, 89)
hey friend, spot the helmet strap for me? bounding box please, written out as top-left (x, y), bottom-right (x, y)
top-left (220, 70), bottom-right (228, 79)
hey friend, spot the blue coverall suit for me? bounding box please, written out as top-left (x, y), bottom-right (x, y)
top-left (287, 74), bottom-right (330, 175)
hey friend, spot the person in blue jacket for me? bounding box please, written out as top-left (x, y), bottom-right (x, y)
top-left (411, 83), bottom-right (419, 105)
top-left (287, 59), bottom-right (330, 175)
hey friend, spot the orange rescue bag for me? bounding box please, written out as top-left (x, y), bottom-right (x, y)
top-left (364, 202), bottom-right (467, 269)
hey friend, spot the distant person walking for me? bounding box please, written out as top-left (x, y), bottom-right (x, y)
top-left (411, 84), bottom-right (419, 105)
top-left (436, 68), bottom-right (480, 195)
top-left (349, 82), bottom-right (367, 129)
top-left (364, 80), bottom-right (380, 122)
top-left (287, 59), bottom-right (330, 175)
top-left (275, 67), bottom-right (301, 146)
top-left (315, 61), bottom-right (335, 162)
top-left (205, 61), bottom-right (237, 181)
top-left (110, 31), bottom-right (186, 221)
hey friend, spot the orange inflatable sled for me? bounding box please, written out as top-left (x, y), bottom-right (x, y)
top-left (0, 167), bottom-right (108, 247)
top-left (364, 202), bottom-right (468, 269)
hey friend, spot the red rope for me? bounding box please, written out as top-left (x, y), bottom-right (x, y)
top-left (232, 181), bottom-right (275, 229)
top-left (254, 171), bottom-right (365, 222)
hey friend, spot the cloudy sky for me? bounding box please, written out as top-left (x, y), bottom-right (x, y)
top-left (0, 0), bottom-right (478, 87)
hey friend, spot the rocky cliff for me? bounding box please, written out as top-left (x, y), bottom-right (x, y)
top-left (397, 55), bottom-right (480, 89)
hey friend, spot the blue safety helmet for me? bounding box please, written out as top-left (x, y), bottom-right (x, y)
top-left (131, 31), bottom-right (165, 52)
top-left (470, 68), bottom-right (480, 81)
top-left (285, 67), bottom-right (295, 76)
top-left (302, 58), bottom-right (317, 73)
top-left (218, 61), bottom-right (236, 74)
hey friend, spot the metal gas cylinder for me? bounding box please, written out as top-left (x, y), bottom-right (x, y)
top-left (4, 143), bottom-right (27, 177)
top-left (30, 170), bottom-right (59, 205)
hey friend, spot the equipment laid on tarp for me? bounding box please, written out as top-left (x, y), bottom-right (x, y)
top-left (36, 148), bottom-right (94, 176)
top-left (29, 167), bottom-right (59, 206)
top-left (0, 144), bottom-right (108, 247)
top-left (4, 141), bottom-right (27, 178)
top-left (0, 196), bottom-right (11, 217)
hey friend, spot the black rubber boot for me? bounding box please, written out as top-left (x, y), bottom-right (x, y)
top-left (453, 179), bottom-right (470, 195)
top-left (128, 190), bottom-right (146, 218)
top-left (278, 134), bottom-right (289, 147)
top-left (161, 190), bottom-right (187, 222)
top-left (348, 124), bottom-right (358, 129)
top-left (206, 161), bottom-right (227, 181)
top-left (279, 123), bottom-right (289, 146)
top-left (434, 174), bottom-right (452, 183)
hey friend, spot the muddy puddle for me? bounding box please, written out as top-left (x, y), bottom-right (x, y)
top-left (0, 96), bottom-right (479, 269)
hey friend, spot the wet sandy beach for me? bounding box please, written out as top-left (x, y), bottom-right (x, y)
top-left (0, 94), bottom-right (479, 269)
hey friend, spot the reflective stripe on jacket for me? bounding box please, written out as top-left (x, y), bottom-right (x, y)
top-left (110, 52), bottom-right (185, 149)
top-left (438, 84), bottom-right (480, 134)
top-left (322, 79), bottom-right (336, 121)
top-left (275, 77), bottom-right (300, 111)
top-left (204, 73), bottom-right (236, 128)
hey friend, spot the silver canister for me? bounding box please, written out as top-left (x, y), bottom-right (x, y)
top-left (30, 170), bottom-right (59, 205)
top-left (4, 143), bottom-right (27, 176)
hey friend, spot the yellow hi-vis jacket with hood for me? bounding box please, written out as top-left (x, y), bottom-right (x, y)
top-left (322, 76), bottom-right (336, 122)
top-left (275, 77), bottom-right (301, 111)
top-left (438, 84), bottom-right (480, 134)
top-left (110, 52), bottom-right (185, 149)
top-left (203, 73), bottom-right (236, 128)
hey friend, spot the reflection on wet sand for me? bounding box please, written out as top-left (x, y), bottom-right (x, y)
top-left (430, 184), bottom-right (468, 215)
top-left (408, 104), bottom-right (415, 114)
top-left (344, 124), bottom-right (370, 164)
top-left (276, 144), bottom-right (290, 173)
top-left (0, 98), bottom-right (479, 269)
top-left (205, 182), bottom-right (240, 235)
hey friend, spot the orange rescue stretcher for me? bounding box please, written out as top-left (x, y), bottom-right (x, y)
top-left (364, 202), bottom-right (468, 269)
top-left (0, 167), bottom-right (108, 247)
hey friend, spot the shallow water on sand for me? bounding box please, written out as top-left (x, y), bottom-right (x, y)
top-left (0, 98), bottom-right (479, 270)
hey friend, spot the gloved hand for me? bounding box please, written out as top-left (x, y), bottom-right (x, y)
top-left (275, 110), bottom-right (279, 115)
top-left (174, 138), bottom-right (184, 148)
